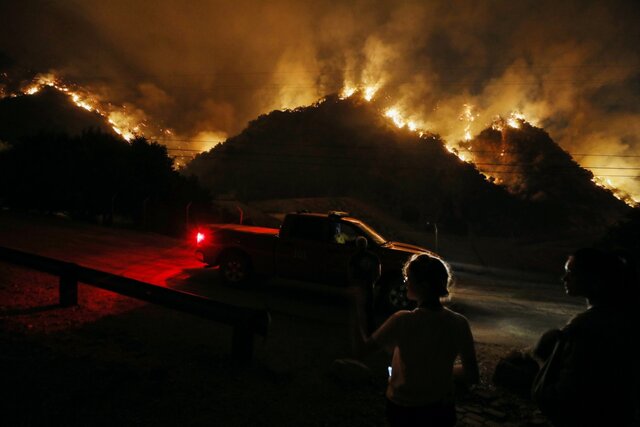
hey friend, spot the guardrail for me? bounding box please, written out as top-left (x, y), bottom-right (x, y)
top-left (0, 246), bottom-right (270, 362)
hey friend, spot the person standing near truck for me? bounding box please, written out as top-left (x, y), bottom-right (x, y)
top-left (348, 236), bottom-right (381, 333)
top-left (351, 253), bottom-right (479, 427)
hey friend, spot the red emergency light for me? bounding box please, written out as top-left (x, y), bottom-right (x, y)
top-left (196, 232), bottom-right (205, 244)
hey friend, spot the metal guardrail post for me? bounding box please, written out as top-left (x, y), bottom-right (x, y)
top-left (59, 263), bottom-right (78, 307)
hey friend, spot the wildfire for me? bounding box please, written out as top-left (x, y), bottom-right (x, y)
top-left (340, 86), bottom-right (357, 99)
top-left (341, 82), bottom-right (478, 164)
top-left (459, 104), bottom-right (477, 141)
top-left (23, 73), bottom-right (57, 95)
top-left (492, 111), bottom-right (527, 132)
top-left (363, 85), bottom-right (378, 101)
top-left (19, 73), bottom-right (141, 142)
top-left (6, 73), bottom-right (226, 169)
top-left (507, 111), bottom-right (526, 129)
top-left (384, 107), bottom-right (405, 128)
top-left (444, 145), bottom-right (472, 163)
top-left (339, 84), bottom-right (380, 101)
top-left (591, 176), bottom-right (638, 207)
top-left (25, 86), bottom-right (40, 95)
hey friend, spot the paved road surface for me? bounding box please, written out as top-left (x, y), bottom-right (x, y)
top-left (0, 211), bottom-right (584, 347)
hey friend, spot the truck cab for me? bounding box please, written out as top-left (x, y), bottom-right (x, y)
top-left (276, 212), bottom-right (386, 284)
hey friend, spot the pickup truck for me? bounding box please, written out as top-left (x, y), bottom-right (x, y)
top-left (194, 211), bottom-right (438, 312)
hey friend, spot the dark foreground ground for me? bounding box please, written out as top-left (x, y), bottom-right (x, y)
top-left (0, 260), bottom-right (550, 427)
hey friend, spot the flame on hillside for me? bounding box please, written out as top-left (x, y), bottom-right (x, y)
top-left (492, 111), bottom-right (528, 132)
top-left (340, 84), bottom-right (380, 101)
top-left (592, 176), bottom-right (638, 207)
top-left (1, 73), bottom-right (229, 168)
top-left (460, 104), bottom-right (477, 141)
top-left (19, 73), bottom-right (142, 141)
top-left (341, 83), bottom-right (479, 164)
top-left (339, 81), bottom-right (638, 206)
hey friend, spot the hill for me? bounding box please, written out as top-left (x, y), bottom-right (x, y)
top-left (0, 85), bottom-right (628, 237)
top-left (186, 95), bottom-right (629, 236)
top-left (0, 86), bottom-right (117, 143)
top-left (462, 122), bottom-right (629, 229)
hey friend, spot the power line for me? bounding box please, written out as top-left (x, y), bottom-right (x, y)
top-left (165, 148), bottom-right (640, 166)
top-left (164, 145), bottom-right (640, 159)
top-left (166, 152), bottom-right (640, 178)
top-left (473, 163), bottom-right (640, 170)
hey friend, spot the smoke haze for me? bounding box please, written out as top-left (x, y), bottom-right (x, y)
top-left (1, 0), bottom-right (638, 196)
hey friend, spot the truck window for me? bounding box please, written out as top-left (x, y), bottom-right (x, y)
top-left (346, 219), bottom-right (387, 245)
top-left (287, 216), bottom-right (326, 241)
top-left (331, 221), bottom-right (358, 245)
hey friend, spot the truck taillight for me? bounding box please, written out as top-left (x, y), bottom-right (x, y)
top-left (196, 232), bottom-right (205, 244)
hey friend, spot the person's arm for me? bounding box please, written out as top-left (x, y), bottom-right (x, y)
top-left (453, 320), bottom-right (479, 386)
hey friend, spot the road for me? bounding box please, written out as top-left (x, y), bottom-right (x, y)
top-left (0, 211), bottom-right (584, 347)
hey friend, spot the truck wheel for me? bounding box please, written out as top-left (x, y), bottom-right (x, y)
top-left (375, 273), bottom-right (414, 316)
top-left (219, 252), bottom-right (252, 285)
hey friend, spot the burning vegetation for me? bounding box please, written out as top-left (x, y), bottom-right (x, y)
top-left (18, 73), bottom-right (142, 141)
top-left (0, 86), bottom-right (117, 142)
top-left (0, 73), bottom-right (205, 168)
top-left (186, 94), bottom-right (630, 235)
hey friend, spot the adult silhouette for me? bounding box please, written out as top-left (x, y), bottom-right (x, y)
top-left (348, 236), bottom-right (381, 333)
top-left (532, 248), bottom-right (639, 427)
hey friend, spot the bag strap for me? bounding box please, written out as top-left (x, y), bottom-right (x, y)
top-left (532, 334), bottom-right (565, 401)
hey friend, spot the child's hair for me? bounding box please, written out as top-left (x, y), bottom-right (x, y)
top-left (403, 253), bottom-right (452, 298)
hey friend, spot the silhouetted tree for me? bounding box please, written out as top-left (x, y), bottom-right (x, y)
top-left (0, 130), bottom-right (210, 235)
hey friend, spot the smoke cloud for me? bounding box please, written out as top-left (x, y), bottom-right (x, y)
top-left (1, 0), bottom-right (638, 196)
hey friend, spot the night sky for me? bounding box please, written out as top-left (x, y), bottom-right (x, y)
top-left (0, 0), bottom-right (639, 197)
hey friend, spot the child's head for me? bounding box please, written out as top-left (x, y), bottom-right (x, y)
top-left (403, 254), bottom-right (451, 302)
